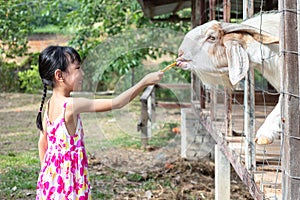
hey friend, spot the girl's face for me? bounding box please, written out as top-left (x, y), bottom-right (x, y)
top-left (63, 61), bottom-right (84, 92)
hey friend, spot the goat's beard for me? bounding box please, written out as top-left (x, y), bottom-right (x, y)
top-left (193, 68), bottom-right (233, 89)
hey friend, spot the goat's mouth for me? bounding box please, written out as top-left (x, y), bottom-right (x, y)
top-left (176, 57), bottom-right (192, 70)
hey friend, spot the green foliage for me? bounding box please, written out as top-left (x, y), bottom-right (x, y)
top-left (0, 0), bottom-right (33, 58)
top-left (29, 1), bottom-right (80, 28)
top-left (33, 24), bottom-right (63, 34)
top-left (1, 0), bottom-right (192, 93)
top-left (254, 68), bottom-right (269, 90)
top-left (0, 61), bottom-right (20, 92)
top-left (62, 0), bottom-right (191, 88)
top-left (18, 65), bottom-right (42, 93)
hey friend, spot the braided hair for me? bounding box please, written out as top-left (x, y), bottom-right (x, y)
top-left (36, 46), bottom-right (81, 131)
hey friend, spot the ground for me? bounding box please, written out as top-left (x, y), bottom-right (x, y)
top-left (0, 35), bottom-right (253, 199)
top-left (0, 92), bottom-right (253, 199)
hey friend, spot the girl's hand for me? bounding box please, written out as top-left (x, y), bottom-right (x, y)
top-left (142, 71), bottom-right (164, 86)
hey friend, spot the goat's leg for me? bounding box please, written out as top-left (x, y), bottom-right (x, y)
top-left (255, 100), bottom-right (281, 145)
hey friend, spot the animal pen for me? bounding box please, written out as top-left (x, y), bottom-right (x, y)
top-left (138, 0), bottom-right (300, 199)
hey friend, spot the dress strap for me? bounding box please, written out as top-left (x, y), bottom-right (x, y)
top-left (62, 102), bottom-right (68, 119)
top-left (63, 102), bottom-right (67, 110)
top-left (45, 100), bottom-right (68, 123)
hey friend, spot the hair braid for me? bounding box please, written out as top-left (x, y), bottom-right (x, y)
top-left (36, 82), bottom-right (47, 131)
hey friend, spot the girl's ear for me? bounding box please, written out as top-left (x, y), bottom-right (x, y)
top-left (54, 69), bottom-right (64, 83)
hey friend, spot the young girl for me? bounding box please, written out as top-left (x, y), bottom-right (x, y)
top-left (35, 45), bottom-right (164, 199)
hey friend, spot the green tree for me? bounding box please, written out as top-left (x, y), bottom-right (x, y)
top-left (0, 0), bottom-right (33, 58)
top-left (29, 0), bottom-right (80, 28)
top-left (0, 0), bottom-right (191, 92)
top-left (0, 1), bottom-right (35, 92)
top-left (62, 0), bottom-right (191, 90)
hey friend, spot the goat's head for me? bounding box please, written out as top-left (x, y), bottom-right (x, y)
top-left (178, 20), bottom-right (278, 88)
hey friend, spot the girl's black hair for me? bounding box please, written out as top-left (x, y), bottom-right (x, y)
top-left (36, 46), bottom-right (81, 131)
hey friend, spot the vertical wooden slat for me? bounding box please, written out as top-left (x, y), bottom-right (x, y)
top-left (224, 90), bottom-right (232, 136)
top-left (243, 0), bottom-right (254, 19)
top-left (223, 0), bottom-right (232, 137)
top-left (223, 0), bottom-right (231, 23)
top-left (192, 0), bottom-right (207, 111)
top-left (140, 99), bottom-right (148, 147)
top-left (139, 85), bottom-right (155, 147)
top-left (210, 0), bottom-right (216, 121)
top-left (298, 0), bottom-right (300, 109)
top-left (209, 0), bottom-right (216, 21)
top-left (192, 0), bottom-right (206, 27)
top-left (280, 0), bottom-right (300, 199)
top-left (214, 1), bottom-right (232, 199)
top-left (243, 0), bottom-right (256, 172)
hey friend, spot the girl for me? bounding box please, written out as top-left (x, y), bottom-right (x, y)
top-left (35, 45), bottom-right (164, 199)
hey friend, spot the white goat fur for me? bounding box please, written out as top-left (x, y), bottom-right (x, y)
top-left (178, 13), bottom-right (281, 144)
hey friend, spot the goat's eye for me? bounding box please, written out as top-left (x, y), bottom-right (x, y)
top-left (207, 35), bottom-right (216, 42)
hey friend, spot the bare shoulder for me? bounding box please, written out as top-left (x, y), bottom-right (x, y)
top-left (65, 97), bottom-right (91, 114)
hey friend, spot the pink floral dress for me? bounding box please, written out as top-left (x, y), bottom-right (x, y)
top-left (36, 102), bottom-right (92, 200)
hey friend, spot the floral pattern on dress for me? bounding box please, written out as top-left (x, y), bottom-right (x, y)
top-left (36, 102), bottom-right (91, 200)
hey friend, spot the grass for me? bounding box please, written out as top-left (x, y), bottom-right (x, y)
top-left (0, 151), bottom-right (40, 198)
top-left (32, 24), bottom-right (75, 35)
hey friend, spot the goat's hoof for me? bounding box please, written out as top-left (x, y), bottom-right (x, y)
top-left (255, 136), bottom-right (273, 145)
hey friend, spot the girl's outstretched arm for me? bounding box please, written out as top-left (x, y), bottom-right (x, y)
top-left (111, 71), bottom-right (164, 109)
top-left (72, 71), bottom-right (164, 113)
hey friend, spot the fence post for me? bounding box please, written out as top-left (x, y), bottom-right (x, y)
top-left (139, 85), bottom-right (155, 148)
top-left (243, 0), bottom-right (256, 172)
top-left (280, 0), bottom-right (300, 199)
top-left (223, 0), bottom-right (233, 137)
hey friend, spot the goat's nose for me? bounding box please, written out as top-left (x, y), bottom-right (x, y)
top-left (178, 50), bottom-right (184, 57)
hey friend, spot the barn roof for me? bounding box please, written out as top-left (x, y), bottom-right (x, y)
top-left (137, 0), bottom-right (278, 19)
top-left (137, 0), bottom-right (191, 18)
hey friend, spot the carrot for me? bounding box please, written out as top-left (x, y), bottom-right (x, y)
top-left (160, 62), bottom-right (177, 72)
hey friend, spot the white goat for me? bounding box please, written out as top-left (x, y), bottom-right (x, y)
top-left (177, 13), bottom-right (281, 145)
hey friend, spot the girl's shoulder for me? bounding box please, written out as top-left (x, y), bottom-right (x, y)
top-left (64, 97), bottom-right (95, 114)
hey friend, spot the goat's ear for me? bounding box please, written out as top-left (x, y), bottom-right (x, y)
top-left (224, 40), bottom-right (249, 85)
top-left (251, 33), bottom-right (278, 44)
top-left (222, 23), bottom-right (278, 44)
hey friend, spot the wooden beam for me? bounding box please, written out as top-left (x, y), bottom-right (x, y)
top-left (243, 0), bottom-right (254, 19)
top-left (191, 0), bottom-right (206, 27)
top-left (209, 0), bottom-right (216, 20)
top-left (223, 0), bottom-right (232, 137)
top-left (243, 0), bottom-right (256, 172)
top-left (223, 0), bottom-right (231, 22)
top-left (209, 0), bottom-right (216, 121)
top-left (280, 0), bottom-right (300, 199)
top-left (139, 85), bottom-right (155, 147)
